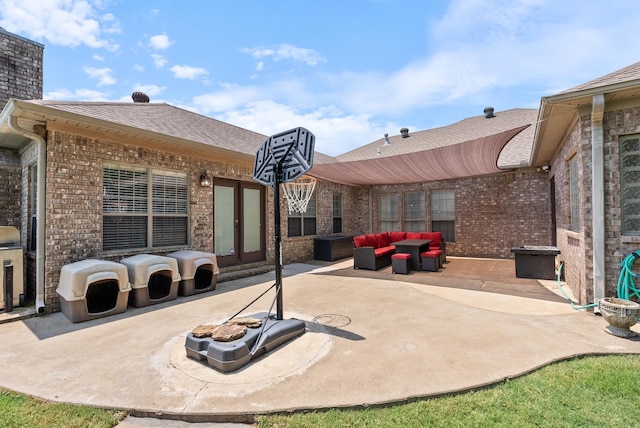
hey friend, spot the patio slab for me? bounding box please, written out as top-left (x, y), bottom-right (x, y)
top-left (0, 258), bottom-right (639, 425)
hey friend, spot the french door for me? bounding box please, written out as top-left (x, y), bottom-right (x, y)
top-left (214, 179), bottom-right (265, 267)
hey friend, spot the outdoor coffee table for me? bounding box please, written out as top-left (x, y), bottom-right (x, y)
top-left (392, 239), bottom-right (432, 270)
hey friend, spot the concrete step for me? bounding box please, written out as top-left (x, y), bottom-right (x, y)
top-left (218, 262), bottom-right (274, 283)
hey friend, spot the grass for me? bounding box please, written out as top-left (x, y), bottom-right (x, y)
top-left (0, 389), bottom-right (126, 428)
top-left (2, 355), bottom-right (639, 427)
top-left (256, 354), bottom-right (640, 428)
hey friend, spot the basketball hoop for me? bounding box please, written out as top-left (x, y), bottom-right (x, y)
top-left (283, 176), bottom-right (316, 214)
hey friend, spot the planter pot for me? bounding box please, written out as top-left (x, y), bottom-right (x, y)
top-left (598, 297), bottom-right (640, 338)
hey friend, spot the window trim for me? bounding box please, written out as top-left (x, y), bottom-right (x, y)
top-left (568, 154), bottom-right (580, 233)
top-left (379, 193), bottom-right (399, 232)
top-left (431, 189), bottom-right (455, 242)
top-left (102, 163), bottom-right (189, 251)
top-left (403, 191), bottom-right (426, 232)
top-left (332, 192), bottom-right (343, 234)
top-left (287, 190), bottom-right (317, 237)
top-left (620, 134), bottom-right (640, 235)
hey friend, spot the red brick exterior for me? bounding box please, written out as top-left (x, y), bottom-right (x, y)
top-left (551, 105), bottom-right (640, 304)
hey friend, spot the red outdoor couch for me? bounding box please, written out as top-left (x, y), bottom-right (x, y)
top-left (352, 231), bottom-right (446, 271)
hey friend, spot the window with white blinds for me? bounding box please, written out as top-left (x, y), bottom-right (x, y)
top-left (103, 164), bottom-right (188, 250)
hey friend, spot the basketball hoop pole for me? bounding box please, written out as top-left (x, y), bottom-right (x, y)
top-left (273, 146), bottom-right (294, 320)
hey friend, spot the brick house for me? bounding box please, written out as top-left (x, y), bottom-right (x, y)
top-left (533, 61), bottom-right (640, 305)
top-left (1, 26), bottom-right (638, 314)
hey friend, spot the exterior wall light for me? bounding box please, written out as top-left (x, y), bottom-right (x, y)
top-left (199, 171), bottom-right (212, 187)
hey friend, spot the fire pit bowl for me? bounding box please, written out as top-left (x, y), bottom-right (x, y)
top-left (598, 297), bottom-right (640, 338)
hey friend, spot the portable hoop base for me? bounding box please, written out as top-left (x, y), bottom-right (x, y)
top-left (185, 313), bottom-right (306, 373)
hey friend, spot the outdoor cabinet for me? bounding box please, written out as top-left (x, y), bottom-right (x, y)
top-left (511, 246), bottom-right (561, 280)
top-left (314, 236), bottom-right (354, 261)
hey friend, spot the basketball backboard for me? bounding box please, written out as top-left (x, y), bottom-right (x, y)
top-left (252, 127), bottom-right (315, 186)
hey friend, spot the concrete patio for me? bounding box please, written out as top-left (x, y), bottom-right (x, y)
top-left (0, 257), bottom-right (639, 425)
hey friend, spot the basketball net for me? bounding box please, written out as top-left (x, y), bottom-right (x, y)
top-left (283, 176), bottom-right (316, 214)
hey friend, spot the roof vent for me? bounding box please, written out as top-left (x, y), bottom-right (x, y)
top-left (483, 106), bottom-right (495, 118)
top-left (400, 127), bottom-right (409, 138)
top-left (132, 91), bottom-right (150, 103)
top-left (383, 133), bottom-right (391, 146)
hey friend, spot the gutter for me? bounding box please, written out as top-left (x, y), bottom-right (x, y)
top-left (8, 110), bottom-right (46, 314)
top-left (591, 94), bottom-right (605, 306)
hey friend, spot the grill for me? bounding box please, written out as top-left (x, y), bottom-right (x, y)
top-left (0, 226), bottom-right (23, 312)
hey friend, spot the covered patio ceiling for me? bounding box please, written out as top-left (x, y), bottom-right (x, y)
top-left (309, 125), bottom-right (530, 186)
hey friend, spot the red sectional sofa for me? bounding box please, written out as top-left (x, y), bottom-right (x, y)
top-left (352, 231), bottom-right (446, 271)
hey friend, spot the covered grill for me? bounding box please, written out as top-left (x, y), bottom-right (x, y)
top-left (120, 254), bottom-right (180, 307)
top-left (168, 250), bottom-right (219, 296)
top-left (0, 226), bottom-right (23, 312)
top-left (56, 259), bottom-right (131, 322)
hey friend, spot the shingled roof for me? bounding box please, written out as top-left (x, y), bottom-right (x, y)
top-left (21, 100), bottom-right (268, 155)
top-left (558, 60), bottom-right (640, 94)
top-left (335, 108), bottom-right (537, 169)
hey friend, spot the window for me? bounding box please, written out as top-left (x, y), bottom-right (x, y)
top-left (568, 154), bottom-right (580, 232)
top-left (103, 164), bottom-right (188, 250)
top-left (288, 191), bottom-right (316, 237)
top-left (431, 190), bottom-right (455, 242)
top-left (621, 135), bottom-right (640, 234)
top-left (333, 193), bottom-right (342, 233)
top-left (379, 193), bottom-right (399, 231)
top-left (403, 191), bottom-right (425, 232)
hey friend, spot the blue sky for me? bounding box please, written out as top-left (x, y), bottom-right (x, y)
top-left (1, 0), bottom-right (640, 156)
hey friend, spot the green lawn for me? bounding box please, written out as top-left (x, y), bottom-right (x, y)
top-left (2, 354), bottom-right (639, 427)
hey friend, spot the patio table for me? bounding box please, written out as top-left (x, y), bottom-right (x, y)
top-left (392, 239), bottom-right (432, 270)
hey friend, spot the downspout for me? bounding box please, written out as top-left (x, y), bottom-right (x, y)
top-left (591, 94), bottom-right (605, 305)
top-left (9, 114), bottom-right (46, 314)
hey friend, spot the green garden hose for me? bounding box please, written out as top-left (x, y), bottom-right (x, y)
top-left (617, 251), bottom-right (640, 301)
top-left (556, 262), bottom-right (598, 310)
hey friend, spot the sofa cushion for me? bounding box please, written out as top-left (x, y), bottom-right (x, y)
top-left (353, 235), bottom-right (369, 248)
top-left (365, 234), bottom-right (378, 248)
top-left (375, 232), bottom-right (391, 247)
top-left (406, 232), bottom-right (422, 240)
top-left (374, 246), bottom-right (395, 257)
top-left (389, 231), bottom-right (406, 242)
top-left (421, 232), bottom-right (442, 247)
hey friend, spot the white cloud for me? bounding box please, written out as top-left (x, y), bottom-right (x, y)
top-left (243, 44), bottom-right (326, 66)
top-left (148, 34), bottom-right (172, 50)
top-left (44, 87), bottom-right (110, 101)
top-left (0, 0), bottom-right (120, 50)
top-left (151, 54), bottom-right (168, 69)
top-left (133, 64), bottom-right (144, 72)
top-left (83, 66), bottom-right (116, 86)
top-left (92, 54), bottom-right (104, 61)
top-left (211, 100), bottom-right (395, 156)
top-left (170, 65), bottom-right (208, 80)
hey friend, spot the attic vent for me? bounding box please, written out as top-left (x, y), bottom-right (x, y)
top-left (132, 91), bottom-right (150, 103)
top-left (483, 106), bottom-right (495, 118)
top-left (400, 128), bottom-right (409, 138)
top-left (383, 133), bottom-right (391, 146)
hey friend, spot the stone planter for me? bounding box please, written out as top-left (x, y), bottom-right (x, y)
top-left (598, 297), bottom-right (640, 338)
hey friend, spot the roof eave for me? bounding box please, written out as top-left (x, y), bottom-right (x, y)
top-left (9, 100), bottom-right (254, 165)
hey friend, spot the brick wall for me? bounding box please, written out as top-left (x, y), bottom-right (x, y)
top-left (278, 179), bottom-right (361, 264)
top-left (0, 148), bottom-right (21, 226)
top-left (43, 130), bottom-right (256, 312)
top-left (552, 104), bottom-right (640, 304)
top-left (0, 28), bottom-right (43, 107)
top-left (367, 170), bottom-right (553, 258)
top-left (603, 107), bottom-right (640, 297)
top-left (550, 122), bottom-right (588, 303)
